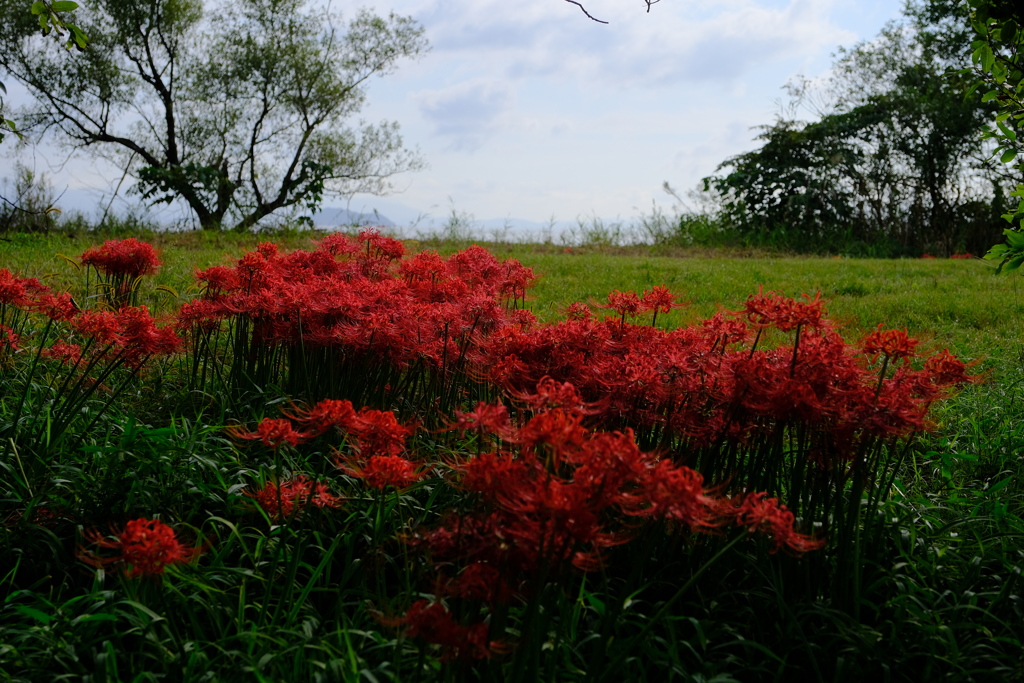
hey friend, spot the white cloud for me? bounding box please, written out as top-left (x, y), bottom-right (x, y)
top-left (407, 0), bottom-right (857, 89)
top-left (413, 79), bottom-right (515, 150)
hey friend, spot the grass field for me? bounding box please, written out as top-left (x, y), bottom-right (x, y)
top-left (1, 227), bottom-right (1022, 682)
top-left (3, 230), bottom-right (1020, 360)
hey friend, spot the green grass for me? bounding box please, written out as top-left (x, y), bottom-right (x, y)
top-left (3, 230), bottom-right (1020, 362)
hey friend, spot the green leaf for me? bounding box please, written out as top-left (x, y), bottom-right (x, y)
top-left (1004, 255), bottom-right (1024, 273)
top-left (14, 605), bottom-right (53, 624)
top-left (30, 1), bottom-right (46, 15)
top-left (70, 24), bottom-right (87, 49)
top-left (50, 0), bottom-right (79, 10)
top-left (993, 60), bottom-right (1008, 83)
top-left (984, 243), bottom-right (1008, 259)
top-left (982, 89), bottom-right (1000, 102)
top-left (980, 44), bottom-right (995, 72)
top-left (1002, 148), bottom-right (1019, 163)
top-left (1004, 228), bottom-right (1024, 249)
top-left (997, 120), bottom-right (1018, 141)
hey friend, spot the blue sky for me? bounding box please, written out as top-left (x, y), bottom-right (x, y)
top-left (338, 0), bottom-right (906, 228)
top-left (3, 0), bottom-right (908, 231)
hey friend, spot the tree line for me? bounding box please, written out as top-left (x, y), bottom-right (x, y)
top-left (700, 0), bottom-right (1022, 257)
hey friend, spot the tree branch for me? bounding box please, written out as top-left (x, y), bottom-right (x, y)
top-left (564, 0), bottom-right (607, 24)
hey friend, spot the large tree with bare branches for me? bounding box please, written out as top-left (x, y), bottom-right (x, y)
top-left (0, 0), bottom-right (427, 230)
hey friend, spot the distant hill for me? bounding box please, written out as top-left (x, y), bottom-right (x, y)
top-left (312, 207), bottom-right (395, 229)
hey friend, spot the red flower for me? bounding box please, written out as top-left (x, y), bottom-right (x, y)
top-left (282, 398), bottom-right (358, 436)
top-left (565, 302), bottom-right (592, 321)
top-left (42, 341), bottom-right (82, 365)
top-left (70, 310), bottom-right (124, 346)
top-left (742, 290), bottom-right (825, 332)
top-left (923, 349), bottom-right (975, 387)
top-left (722, 492), bottom-right (824, 555)
top-left (349, 408), bottom-right (412, 457)
top-left (246, 476), bottom-right (342, 520)
top-left (600, 290), bottom-right (643, 319)
top-left (228, 418), bottom-right (309, 449)
top-left (340, 454), bottom-right (424, 490)
top-left (396, 600), bottom-right (494, 661)
top-left (80, 518), bottom-right (203, 577)
top-left (33, 292), bottom-right (77, 321)
top-left (0, 269), bottom-right (49, 308)
top-left (0, 324), bottom-right (19, 352)
top-left (81, 238), bottom-right (161, 279)
top-left (861, 324), bottom-right (918, 362)
top-left (449, 401), bottom-right (512, 438)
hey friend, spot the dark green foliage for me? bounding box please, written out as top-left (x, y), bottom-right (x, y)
top-left (704, 2), bottom-right (1009, 257)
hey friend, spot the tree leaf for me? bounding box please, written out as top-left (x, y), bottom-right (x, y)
top-left (50, 1), bottom-right (79, 11)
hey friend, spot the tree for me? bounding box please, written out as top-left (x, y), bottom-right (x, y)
top-left (703, 3), bottom-right (1006, 256)
top-left (0, 0), bottom-right (427, 231)
top-left (959, 0), bottom-right (1024, 270)
top-left (1, 0), bottom-right (87, 143)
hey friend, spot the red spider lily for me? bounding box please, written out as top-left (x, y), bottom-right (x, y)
top-left (42, 341), bottom-right (82, 365)
top-left (349, 408), bottom-right (413, 457)
top-left (281, 398), bottom-right (359, 436)
top-left (79, 518), bottom-right (203, 578)
top-left (0, 324), bottom-right (19, 352)
top-left (416, 383), bottom-right (823, 607)
top-left (195, 265), bottom-right (240, 294)
top-left (600, 290), bottom-right (643, 321)
top-left (923, 349), bottom-right (976, 387)
top-left (227, 418), bottom-right (309, 449)
top-left (720, 492), bottom-right (825, 555)
top-left (636, 459), bottom-right (720, 528)
top-left (451, 562), bottom-right (513, 604)
top-left (81, 238), bottom-right (161, 279)
top-left (950, 253), bottom-right (974, 259)
top-left (339, 454), bottom-right (425, 490)
top-left (70, 310), bottom-right (124, 346)
top-left (565, 302), bottom-right (592, 321)
top-left (245, 476), bottom-right (342, 520)
top-left (33, 292), bottom-right (77, 320)
top-left (0, 268), bottom-right (49, 308)
top-left (641, 285), bottom-right (685, 326)
top-left (861, 324), bottom-right (918, 362)
top-left (742, 289), bottom-right (825, 332)
top-left (449, 401), bottom-right (513, 439)
top-left (394, 600), bottom-right (494, 661)
top-left (176, 239), bottom-right (534, 417)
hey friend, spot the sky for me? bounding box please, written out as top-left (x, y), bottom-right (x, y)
top-left (2, 0), bottom-right (908, 233)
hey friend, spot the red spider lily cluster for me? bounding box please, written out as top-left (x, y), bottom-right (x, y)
top-left (229, 398), bottom-right (426, 491)
top-left (387, 600), bottom-right (496, 662)
top-left (79, 518), bottom-right (203, 578)
top-left (0, 268), bottom-right (49, 311)
top-left (80, 238), bottom-right (162, 307)
top-left (81, 238), bottom-right (161, 279)
top-left (395, 379), bottom-right (823, 660)
top-left (598, 286), bottom-right (685, 326)
top-left (245, 476), bottom-right (341, 520)
top-left (0, 265), bottom-right (180, 371)
top-left (480, 290), bottom-right (974, 461)
top-left (176, 230), bottom-right (535, 411)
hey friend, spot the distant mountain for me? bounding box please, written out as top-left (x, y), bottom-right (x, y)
top-left (312, 207), bottom-right (395, 229)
